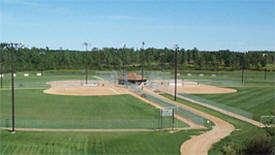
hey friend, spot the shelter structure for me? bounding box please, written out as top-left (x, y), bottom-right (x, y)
top-left (118, 72), bottom-right (147, 85)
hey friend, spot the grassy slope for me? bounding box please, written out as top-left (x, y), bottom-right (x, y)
top-left (0, 129), bottom-right (205, 155)
top-left (194, 87), bottom-right (275, 121)
top-left (162, 94), bottom-right (270, 155)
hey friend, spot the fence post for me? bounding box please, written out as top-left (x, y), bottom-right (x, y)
top-left (160, 110), bottom-right (163, 129)
top-left (172, 108), bottom-right (175, 130)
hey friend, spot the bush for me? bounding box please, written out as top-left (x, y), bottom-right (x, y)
top-left (242, 133), bottom-right (275, 155)
top-left (222, 143), bottom-right (242, 155)
top-left (222, 129), bottom-right (275, 155)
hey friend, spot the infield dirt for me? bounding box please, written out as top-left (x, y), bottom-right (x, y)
top-left (44, 80), bottom-right (129, 96)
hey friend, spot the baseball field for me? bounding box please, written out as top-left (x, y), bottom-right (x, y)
top-left (0, 70), bottom-right (274, 154)
top-left (161, 71), bottom-right (274, 154)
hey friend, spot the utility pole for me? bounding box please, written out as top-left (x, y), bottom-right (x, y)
top-left (0, 60), bottom-right (2, 89)
top-left (265, 68), bottom-right (267, 80)
top-left (39, 51), bottom-right (46, 76)
top-left (141, 41), bottom-right (145, 88)
top-left (174, 45), bottom-right (179, 101)
top-left (263, 54), bottom-right (268, 80)
top-left (4, 42), bottom-right (24, 133)
top-left (83, 42), bottom-right (90, 85)
top-left (11, 44), bottom-right (15, 133)
top-left (0, 46), bottom-right (3, 88)
top-left (172, 108), bottom-right (175, 130)
top-left (241, 52), bottom-right (246, 85)
top-left (123, 44), bottom-right (127, 88)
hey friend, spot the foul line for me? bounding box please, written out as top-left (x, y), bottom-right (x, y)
top-left (108, 87), bottom-right (120, 95)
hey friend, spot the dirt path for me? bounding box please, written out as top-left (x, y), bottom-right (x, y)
top-left (143, 88), bottom-right (235, 155)
top-left (180, 115), bottom-right (234, 155)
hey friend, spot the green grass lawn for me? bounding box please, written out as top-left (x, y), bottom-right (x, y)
top-left (193, 87), bottom-right (275, 121)
top-left (176, 70), bottom-right (275, 87)
top-left (0, 89), bottom-right (187, 129)
top-left (0, 71), bottom-right (96, 88)
top-left (162, 94), bottom-right (274, 155)
top-left (0, 129), bottom-right (206, 155)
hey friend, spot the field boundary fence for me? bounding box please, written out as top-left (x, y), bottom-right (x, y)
top-left (128, 83), bottom-right (209, 127)
top-left (260, 115), bottom-right (275, 127)
top-left (149, 80), bottom-right (253, 120)
top-left (0, 119), bottom-right (165, 129)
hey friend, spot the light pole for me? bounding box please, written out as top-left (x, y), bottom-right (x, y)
top-left (83, 42), bottom-right (90, 85)
top-left (174, 45), bottom-right (179, 101)
top-left (0, 44), bottom-right (3, 88)
top-left (122, 44), bottom-right (127, 88)
top-left (39, 51), bottom-right (46, 76)
top-left (141, 42), bottom-right (145, 88)
top-left (263, 54), bottom-right (268, 80)
top-left (4, 42), bottom-right (24, 133)
top-left (241, 52), bottom-right (247, 85)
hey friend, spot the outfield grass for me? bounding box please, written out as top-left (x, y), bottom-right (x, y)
top-left (0, 71), bottom-right (96, 88)
top-left (0, 89), bottom-right (187, 129)
top-left (0, 129), bottom-right (206, 155)
top-left (194, 87), bottom-right (275, 121)
top-left (177, 70), bottom-right (275, 87)
top-left (162, 94), bottom-right (274, 155)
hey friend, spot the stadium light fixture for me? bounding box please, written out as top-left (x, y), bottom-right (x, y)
top-left (2, 42), bottom-right (24, 133)
top-left (263, 53), bottom-right (268, 80)
top-left (83, 42), bottom-right (90, 84)
top-left (122, 44), bottom-right (127, 88)
top-left (141, 42), bottom-right (145, 89)
top-left (39, 51), bottom-right (46, 76)
top-left (0, 44), bottom-right (5, 89)
top-left (174, 44), bottom-right (179, 101)
top-left (241, 51), bottom-right (248, 85)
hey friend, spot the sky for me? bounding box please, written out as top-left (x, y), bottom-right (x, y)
top-left (0, 0), bottom-right (274, 51)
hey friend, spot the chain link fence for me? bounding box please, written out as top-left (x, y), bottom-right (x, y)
top-left (147, 71), bottom-right (253, 120)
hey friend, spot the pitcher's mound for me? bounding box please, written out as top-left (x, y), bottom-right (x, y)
top-left (44, 80), bottom-right (129, 96)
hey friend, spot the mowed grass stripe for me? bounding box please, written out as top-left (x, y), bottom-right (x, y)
top-left (229, 88), bottom-right (272, 105)
top-left (249, 98), bottom-right (275, 119)
top-left (224, 88), bottom-right (272, 108)
top-left (0, 130), bottom-right (204, 154)
top-left (195, 87), bottom-right (275, 121)
top-left (208, 87), bottom-right (260, 104)
top-left (1, 89), bottom-right (169, 129)
top-left (240, 89), bottom-right (274, 109)
top-left (0, 89), bottom-right (158, 120)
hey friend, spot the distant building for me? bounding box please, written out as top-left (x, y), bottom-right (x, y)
top-left (118, 72), bottom-right (147, 85)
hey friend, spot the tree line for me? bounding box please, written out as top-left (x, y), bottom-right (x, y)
top-left (0, 46), bottom-right (274, 72)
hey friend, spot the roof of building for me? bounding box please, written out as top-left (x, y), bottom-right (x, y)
top-left (119, 72), bottom-right (147, 81)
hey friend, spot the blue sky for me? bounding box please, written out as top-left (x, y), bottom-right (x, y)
top-left (0, 0), bottom-right (274, 51)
